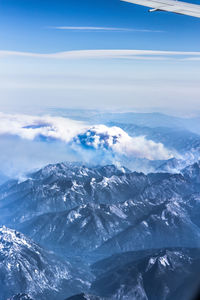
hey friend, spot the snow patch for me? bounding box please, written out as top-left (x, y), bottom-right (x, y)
top-left (110, 205), bottom-right (127, 219)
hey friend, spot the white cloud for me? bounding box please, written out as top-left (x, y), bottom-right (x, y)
top-left (73, 124), bottom-right (173, 160)
top-left (0, 112), bottom-right (87, 142)
top-left (0, 112), bottom-right (174, 161)
top-left (52, 26), bottom-right (162, 33)
top-left (183, 57), bottom-right (200, 61)
top-left (1, 49), bottom-right (200, 61)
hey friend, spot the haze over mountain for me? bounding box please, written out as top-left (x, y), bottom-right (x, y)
top-left (1, 111), bottom-right (200, 299)
top-left (1, 110), bottom-right (200, 178)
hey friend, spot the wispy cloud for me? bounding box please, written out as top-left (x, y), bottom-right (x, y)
top-left (52, 26), bottom-right (162, 33)
top-left (1, 49), bottom-right (200, 61)
top-left (183, 57), bottom-right (200, 61)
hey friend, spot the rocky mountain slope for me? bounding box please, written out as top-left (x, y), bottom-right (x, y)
top-left (91, 248), bottom-right (200, 300)
top-left (0, 162), bottom-right (152, 227)
top-left (7, 295), bottom-right (33, 300)
top-left (0, 162), bottom-right (199, 258)
top-left (0, 227), bottom-right (91, 300)
top-left (1, 161), bottom-right (200, 299)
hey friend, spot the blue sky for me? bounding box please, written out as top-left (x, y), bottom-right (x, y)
top-left (1, 0), bottom-right (200, 52)
top-left (0, 0), bottom-right (200, 115)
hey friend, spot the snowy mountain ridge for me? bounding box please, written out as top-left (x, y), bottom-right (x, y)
top-left (1, 161), bottom-right (200, 299)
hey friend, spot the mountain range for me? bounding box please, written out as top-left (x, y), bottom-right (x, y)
top-left (1, 161), bottom-right (200, 299)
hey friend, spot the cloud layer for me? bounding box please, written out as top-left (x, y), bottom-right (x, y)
top-left (0, 112), bottom-right (173, 162)
top-left (0, 112), bottom-right (86, 142)
top-left (1, 49), bottom-right (200, 61)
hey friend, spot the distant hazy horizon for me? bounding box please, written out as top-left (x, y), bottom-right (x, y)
top-left (1, 0), bottom-right (200, 116)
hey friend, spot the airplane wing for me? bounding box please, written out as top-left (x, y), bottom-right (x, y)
top-left (121, 0), bottom-right (200, 18)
